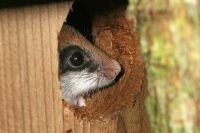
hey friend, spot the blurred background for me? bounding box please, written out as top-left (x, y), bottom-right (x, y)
top-left (128, 0), bottom-right (200, 133)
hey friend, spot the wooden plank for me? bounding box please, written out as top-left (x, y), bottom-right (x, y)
top-left (2, 9), bottom-right (15, 133)
top-left (48, 4), bottom-right (59, 133)
top-left (0, 2), bottom-right (71, 132)
top-left (64, 106), bottom-right (119, 133)
top-left (17, 8), bottom-right (32, 133)
top-left (90, 119), bottom-right (117, 133)
top-left (47, 2), bottom-right (73, 132)
top-left (0, 10), bottom-right (8, 133)
top-left (31, 5), bottom-right (47, 133)
top-left (40, 4), bottom-right (55, 133)
top-left (8, 8), bottom-right (24, 133)
top-left (83, 120), bottom-right (90, 133)
top-left (63, 104), bottom-right (75, 133)
top-left (24, 6), bottom-right (40, 133)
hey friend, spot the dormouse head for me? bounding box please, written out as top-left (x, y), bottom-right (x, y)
top-left (58, 25), bottom-right (122, 105)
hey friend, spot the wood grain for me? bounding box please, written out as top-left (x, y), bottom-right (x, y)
top-left (0, 2), bottom-right (71, 133)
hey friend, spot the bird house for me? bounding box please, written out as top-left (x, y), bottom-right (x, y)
top-left (0, 0), bottom-right (151, 133)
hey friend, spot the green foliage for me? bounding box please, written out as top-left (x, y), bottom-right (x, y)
top-left (128, 0), bottom-right (200, 132)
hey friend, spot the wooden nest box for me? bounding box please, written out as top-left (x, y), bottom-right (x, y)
top-left (0, 0), bottom-right (151, 133)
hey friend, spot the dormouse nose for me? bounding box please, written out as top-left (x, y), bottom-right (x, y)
top-left (100, 59), bottom-right (122, 80)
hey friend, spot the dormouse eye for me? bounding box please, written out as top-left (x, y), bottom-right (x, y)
top-left (59, 45), bottom-right (91, 73)
top-left (70, 51), bottom-right (84, 66)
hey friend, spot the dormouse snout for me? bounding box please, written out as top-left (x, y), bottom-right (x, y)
top-left (97, 59), bottom-right (121, 81)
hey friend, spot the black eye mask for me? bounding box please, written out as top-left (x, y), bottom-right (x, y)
top-left (59, 45), bottom-right (90, 74)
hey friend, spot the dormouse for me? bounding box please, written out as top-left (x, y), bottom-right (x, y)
top-left (58, 25), bottom-right (122, 107)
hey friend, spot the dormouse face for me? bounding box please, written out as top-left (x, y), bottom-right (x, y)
top-left (59, 44), bottom-right (121, 93)
top-left (59, 45), bottom-right (98, 74)
top-left (58, 25), bottom-right (122, 106)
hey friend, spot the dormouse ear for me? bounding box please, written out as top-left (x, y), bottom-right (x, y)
top-left (59, 24), bottom-right (81, 39)
top-left (58, 25), bottom-right (72, 51)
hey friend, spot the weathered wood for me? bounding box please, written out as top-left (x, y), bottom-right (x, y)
top-left (0, 2), bottom-right (72, 133)
top-left (64, 103), bottom-right (120, 133)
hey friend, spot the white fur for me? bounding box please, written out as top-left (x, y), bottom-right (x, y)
top-left (60, 70), bottom-right (111, 106)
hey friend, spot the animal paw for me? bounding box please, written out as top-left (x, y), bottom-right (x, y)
top-left (77, 96), bottom-right (86, 107)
